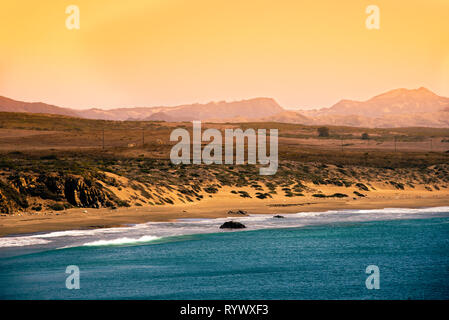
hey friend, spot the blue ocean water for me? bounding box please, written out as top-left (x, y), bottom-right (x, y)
top-left (0, 210), bottom-right (449, 299)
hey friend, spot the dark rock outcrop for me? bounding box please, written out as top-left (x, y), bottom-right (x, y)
top-left (0, 180), bottom-right (28, 213)
top-left (227, 210), bottom-right (248, 215)
top-left (219, 221), bottom-right (246, 229)
top-left (64, 176), bottom-right (112, 208)
top-left (0, 189), bottom-right (17, 214)
top-left (4, 173), bottom-right (117, 212)
top-left (273, 215), bottom-right (285, 218)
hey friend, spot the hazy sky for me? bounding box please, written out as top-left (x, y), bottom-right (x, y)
top-left (1, 0), bottom-right (448, 110)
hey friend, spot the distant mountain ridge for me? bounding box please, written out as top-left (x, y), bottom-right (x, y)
top-left (0, 96), bottom-right (80, 118)
top-left (1, 87), bottom-right (448, 127)
top-left (144, 98), bottom-right (283, 122)
top-left (0, 96), bottom-right (283, 122)
top-left (305, 87), bottom-right (449, 117)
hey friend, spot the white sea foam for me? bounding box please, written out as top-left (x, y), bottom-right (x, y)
top-left (82, 235), bottom-right (161, 246)
top-left (1, 206), bottom-right (448, 250)
top-left (290, 211), bottom-right (331, 217)
top-left (30, 227), bottom-right (130, 238)
top-left (0, 238), bottom-right (50, 248)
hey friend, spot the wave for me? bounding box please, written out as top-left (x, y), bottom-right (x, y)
top-left (1, 206), bottom-right (448, 250)
top-left (30, 227), bottom-right (131, 238)
top-left (0, 238), bottom-right (50, 248)
top-left (82, 235), bottom-right (161, 247)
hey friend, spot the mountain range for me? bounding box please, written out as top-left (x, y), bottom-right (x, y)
top-left (1, 87), bottom-right (448, 128)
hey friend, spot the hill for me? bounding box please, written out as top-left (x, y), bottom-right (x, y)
top-left (0, 96), bottom-right (80, 118)
top-left (305, 87), bottom-right (449, 117)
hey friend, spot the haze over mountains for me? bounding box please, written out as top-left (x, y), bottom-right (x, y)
top-left (300, 87), bottom-right (449, 128)
top-left (0, 96), bottom-right (81, 118)
top-left (1, 87), bottom-right (448, 128)
top-left (307, 87), bottom-right (448, 116)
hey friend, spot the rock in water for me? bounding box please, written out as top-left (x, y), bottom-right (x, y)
top-left (219, 221), bottom-right (246, 229)
top-left (273, 215), bottom-right (285, 218)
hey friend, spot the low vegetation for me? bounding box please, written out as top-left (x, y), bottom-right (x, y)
top-left (0, 113), bottom-right (448, 214)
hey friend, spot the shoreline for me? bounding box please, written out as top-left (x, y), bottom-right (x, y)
top-left (1, 191), bottom-right (448, 237)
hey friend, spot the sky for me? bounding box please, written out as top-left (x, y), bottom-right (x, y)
top-left (0, 0), bottom-right (448, 110)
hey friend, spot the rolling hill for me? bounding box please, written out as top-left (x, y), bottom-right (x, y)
top-left (0, 96), bottom-right (80, 118)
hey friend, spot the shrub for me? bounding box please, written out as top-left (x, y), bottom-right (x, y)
top-left (317, 127), bottom-right (329, 137)
top-left (361, 133), bottom-right (370, 140)
top-left (116, 200), bottom-right (131, 207)
top-left (255, 192), bottom-right (271, 199)
top-left (40, 155), bottom-right (58, 160)
top-left (329, 193), bottom-right (348, 198)
top-left (238, 191), bottom-right (251, 198)
top-left (204, 186), bottom-right (218, 194)
top-left (355, 183), bottom-right (369, 191)
top-left (312, 193), bottom-right (326, 198)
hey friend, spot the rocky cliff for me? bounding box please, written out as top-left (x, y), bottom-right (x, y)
top-left (0, 173), bottom-right (121, 213)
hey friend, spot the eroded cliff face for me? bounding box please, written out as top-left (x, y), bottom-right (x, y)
top-left (1, 161), bottom-right (448, 215)
top-left (0, 189), bottom-right (18, 214)
top-left (0, 173), bottom-right (119, 213)
top-left (64, 175), bottom-right (113, 208)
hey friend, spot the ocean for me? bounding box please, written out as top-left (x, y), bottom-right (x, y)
top-left (0, 207), bottom-right (449, 299)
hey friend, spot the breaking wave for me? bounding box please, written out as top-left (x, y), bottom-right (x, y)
top-left (82, 235), bottom-right (161, 247)
top-left (1, 206), bottom-right (448, 251)
top-left (0, 238), bottom-right (50, 248)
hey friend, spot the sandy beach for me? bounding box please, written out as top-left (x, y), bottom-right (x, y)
top-left (1, 185), bottom-right (448, 237)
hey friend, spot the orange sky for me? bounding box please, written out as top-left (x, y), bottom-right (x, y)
top-left (1, 0), bottom-right (448, 110)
